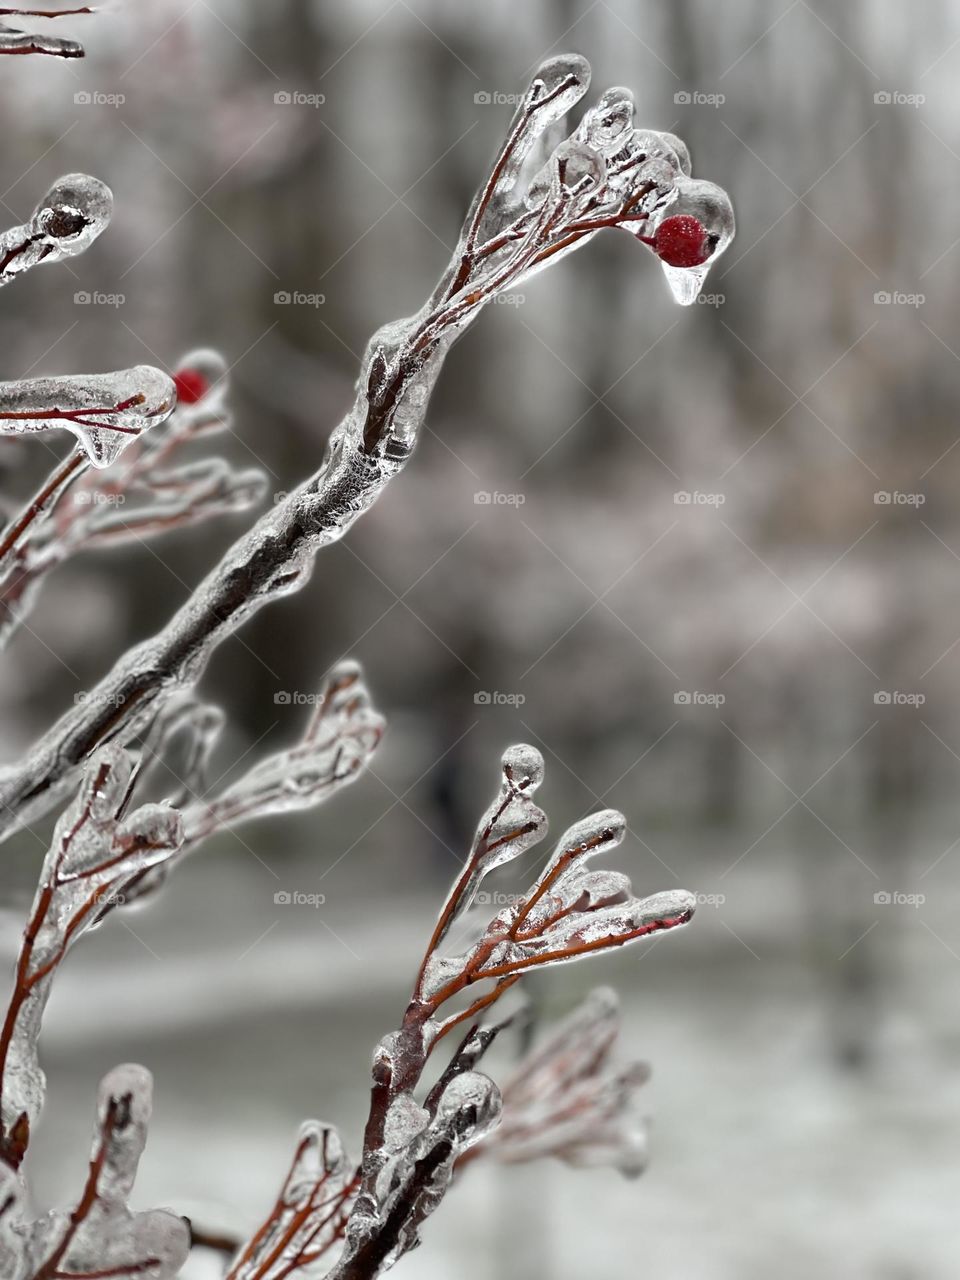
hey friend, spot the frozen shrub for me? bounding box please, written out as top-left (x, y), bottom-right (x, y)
top-left (0, 38), bottom-right (732, 1280)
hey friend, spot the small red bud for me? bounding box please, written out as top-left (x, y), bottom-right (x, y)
top-left (173, 368), bottom-right (208, 405)
top-left (646, 214), bottom-right (714, 269)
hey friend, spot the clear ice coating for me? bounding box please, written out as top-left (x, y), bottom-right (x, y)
top-left (0, 366), bottom-right (177, 466)
top-left (0, 12), bottom-right (85, 59)
top-left (0, 347), bottom-right (263, 652)
top-left (0, 174), bottom-right (112, 287)
top-left (0, 747), bottom-right (183, 1167)
top-left (427, 743), bottom-right (547, 950)
top-left (228, 1120), bottom-right (355, 1280)
top-left (0, 1066), bottom-right (189, 1279)
top-left (488, 987), bottom-right (652, 1178)
top-left (655, 177), bottom-right (735, 304)
top-left (343, 1072), bottom-right (503, 1274)
top-left (0, 51), bottom-right (731, 861)
top-left (419, 749), bottom-right (696, 1008)
top-left (180, 659), bottom-right (384, 848)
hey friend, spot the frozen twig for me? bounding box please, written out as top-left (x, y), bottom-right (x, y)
top-left (0, 1065), bottom-right (190, 1279)
top-left (234, 745), bottom-right (695, 1280)
top-left (0, 6), bottom-right (98, 59)
top-left (0, 747), bottom-right (182, 1170)
top-left (466, 986), bottom-right (652, 1176)
top-left (0, 53), bottom-right (734, 843)
top-left (0, 175), bottom-right (112, 286)
top-left (0, 351), bottom-right (265, 645)
top-left (119, 660), bottom-right (384, 909)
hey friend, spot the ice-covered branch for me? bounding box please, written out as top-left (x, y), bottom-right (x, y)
top-left (119, 660), bottom-right (383, 910)
top-left (0, 53), bottom-right (733, 843)
top-left (225, 1124), bottom-right (358, 1280)
top-left (0, 366), bottom-right (177, 466)
top-left (0, 7), bottom-right (98, 59)
top-left (0, 352), bottom-right (264, 645)
top-left (234, 744), bottom-right (694, 1280)
top-left (0, 175), bottom-right (112, 286)
top-left (468, 986), bottom-right (652, 1177)
top-left (0, 747), bottom-right (182, 1170)
top-left (0, 1066), bottom-right (189, 1279)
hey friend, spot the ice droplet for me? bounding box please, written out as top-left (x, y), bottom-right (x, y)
top-left (530, 53), bottom-right (591, 115)
top-left (577, 87), bottom-right (635, 151)
top-left (0, 366), bottom-right (177, 467)
top-left (657, 177), bottom-right (735, 305)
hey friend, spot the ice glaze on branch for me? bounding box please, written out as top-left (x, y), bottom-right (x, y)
top-left (0, 55), bottom-right (733, 843)
top-left (0, 1066), bottom-right (189, 1279)
top-left (0, 747), bottom-right (182, 1171)
top-left (0, 6), bottom-right (98, 59)
top-left (235, 745), bottom-right (695, 1280)
top-left (0, 351), bottom-right (265, 646)
top-left (0, 175), bottom-right (112, 286)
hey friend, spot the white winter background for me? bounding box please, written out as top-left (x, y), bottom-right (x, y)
top-left (1, 2), bottom-right (959, 1278)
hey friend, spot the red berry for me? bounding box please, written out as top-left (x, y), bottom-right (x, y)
top-left (173, 368), bottom-right (208, 405)
top-left (650, 214), bottom-right (713, 269)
